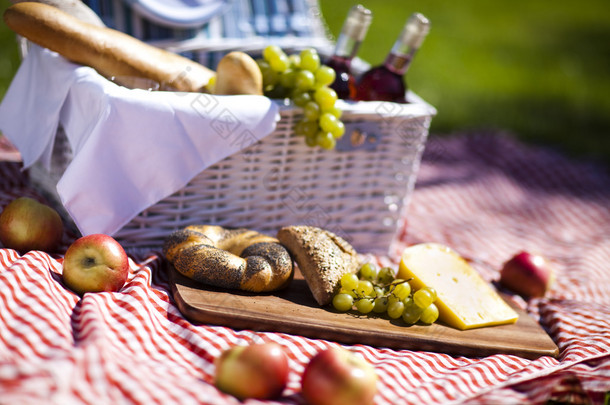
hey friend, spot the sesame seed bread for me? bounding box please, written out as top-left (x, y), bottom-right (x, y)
top-left (277, 226), bottom-right (360, 306)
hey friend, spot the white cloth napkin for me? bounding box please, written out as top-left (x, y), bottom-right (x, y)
top-left (0, 45), bottom-right (279, 237)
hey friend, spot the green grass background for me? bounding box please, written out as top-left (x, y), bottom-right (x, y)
top-left (1, 0), bottom-right (609, 164)
top-left (319, 0), bottom-right (610, 164)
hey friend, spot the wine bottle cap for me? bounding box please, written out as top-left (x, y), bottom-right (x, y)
top-left (341, 4), bottom-right (373, 41)
top-left (396, 12), bottom-right (430, 52)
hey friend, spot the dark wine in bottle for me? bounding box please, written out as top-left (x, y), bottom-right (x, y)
top-left (327, 5), bottom-right (372, 100)
top-left (355, 13), bottom-right (430, 103)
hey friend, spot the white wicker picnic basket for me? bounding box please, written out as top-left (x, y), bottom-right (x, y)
top-left (28, 0), bottom-right (436, 254)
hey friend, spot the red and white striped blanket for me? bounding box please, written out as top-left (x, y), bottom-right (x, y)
top-left (1, 133), bottom-right (609, 404)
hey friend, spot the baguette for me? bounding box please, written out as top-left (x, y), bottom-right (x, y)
top-left (4, 2), bottom-right (215, 92)
top-left (11, 0), bottom-right (105, 27)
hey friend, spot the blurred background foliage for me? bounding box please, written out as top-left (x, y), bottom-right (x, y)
top-left (0, 0), bottom-right (608, 164)
top-left (319, 0), bottom-right (610, 164)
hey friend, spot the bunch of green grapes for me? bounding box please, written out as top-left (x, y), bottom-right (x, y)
top-left (257, 45), bottom-right (345, 150)
top-left (332, 262), bottom-right (440, 325)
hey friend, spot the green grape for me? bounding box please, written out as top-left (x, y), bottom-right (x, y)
top-left (279, 69), bottom-right (296, 88)
top-left (340, 273), bottom-right (360, 291)
top-left (419, 303), bottom-right (439, 324)
top-left (402, 301), bottom-right (422, 324)
top-left (356, 279), bottom-right (374, 297)
top-left (387, 301), bottom-right (405, 319)
top-left (332, 293), bottom-right (354, 312)
top-left (257, 59), bottom-right (280, 88)
top-left (303, 101), bottom-right (321, 121)
top-left (358, 263), bottom-right (378, 281)
top-left (263, 45), bottom-right (283, 61)
top-left (256, 58), bottom-right (268, 69)
top-left (292, 90), bottom-right (312, 107)
top-left (314, 65), bottom-right (336, 87)
top-left (372, 297), bottom-right (389, 313)
top-left (294, 120), bottom-right (306, 136)
top-left (373, 286), bottom-right (386, 298)
top-left (299, 48), bottom-right (320, 71)
top-left (331, 120), bottom-right (345, 139)
top-left (413, 288), bottom-right (435, 309)
top-left (387, 294), bottom-right (401, 306)
top-left (355, 298), bottom-right (374, 314)
top-left (401, 295), bottom-right (414, 311)
top-left (288, 54), bottom-right (301, 68)
top-left (339, 288), bottom-right (358, 298)
top-left (422, 286), bottom-right (437, 302)
top-left (295, 70), bottom-right (316, 91)
top-left (313, 87), bottom-right (338, 111)
top-left (326, 105), bottom-right (343, 119)
top-left (319, 113), bottom-right (338, 133)
top-left (260, 45), bottom-right (343, 150)
top-left (269, 53), bottom-right (290, 72)
top-left (305, 133), bottom-right (317, 147)
top-left (377, 267), bottom-right (395, 285)
top-left (298, 120), bottom-right (319, 137)
top-left (316, 131), bottom-right (336, 150)
top-left (392, 282), bottom-right (411, 301)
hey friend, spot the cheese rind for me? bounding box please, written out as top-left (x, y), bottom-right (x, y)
top-left (398, 243), bottom-right (518, 330)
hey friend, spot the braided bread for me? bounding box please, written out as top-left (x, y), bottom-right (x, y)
top-left (163, 225), bottom-right (293, 292)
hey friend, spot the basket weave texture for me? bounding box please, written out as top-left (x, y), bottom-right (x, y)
top-left (30, 97), bottom-right (433, 254)
top-left (26, 0), bottom-right (435, 254)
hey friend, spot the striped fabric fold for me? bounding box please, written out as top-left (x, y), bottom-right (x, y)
top-left (1, 133), bottom-right (609, 404)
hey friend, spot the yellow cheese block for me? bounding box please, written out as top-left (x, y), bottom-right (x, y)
top-left (398, 243), bottom-right (518, 330)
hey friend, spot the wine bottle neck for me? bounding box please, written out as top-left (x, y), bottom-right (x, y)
top-left (332, 4), bottom-right (372, 61)
top-left (333, 34), bottom-right (363, 61)
top-left (384, 50), bottom-right (414, 76)
top-left (384, 13), bottom-right (430, 76)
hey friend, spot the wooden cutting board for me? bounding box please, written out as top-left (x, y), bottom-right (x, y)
top-left (168, 265), bottom-right (559, 360)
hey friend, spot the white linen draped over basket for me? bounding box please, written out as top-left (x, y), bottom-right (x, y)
top-left (0, 45), bottom-right (280, 237)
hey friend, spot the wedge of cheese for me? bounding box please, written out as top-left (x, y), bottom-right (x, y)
top-left (398, 243), bottom-right (518, 330)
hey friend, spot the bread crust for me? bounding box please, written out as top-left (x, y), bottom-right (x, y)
top-left (11, 0), bottom-right (105, 26)
top-left (4, 2), bottom-right (215, 92)
top-left (213, 51), bottom-right (263, 96)
top-left (277, 226), bottom-right (360, 306)
top-left (163, 225), bottom-right (293, 292)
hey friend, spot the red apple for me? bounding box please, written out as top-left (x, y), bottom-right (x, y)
top-left (62, 234), bottom-right (129, 295)
top-left (0, 197), bottom-right (63, 253)
top-left (499, 251), bottom-right (555, 298)
top-left (214, 342), bottom-right (289, 400)
top-left (301, 347), bottom-right (377, 405)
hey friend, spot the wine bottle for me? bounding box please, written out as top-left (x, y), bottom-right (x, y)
top-left (355, 12), bottom-right (430, 103)
top-left (326, 4), bottom-right (372, 100)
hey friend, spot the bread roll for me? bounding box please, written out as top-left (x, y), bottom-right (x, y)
top-left (277, 226), bottom-right (360, 306)
top-left (213, 51), bottom-right (263, 96)
top-left (163, 225), bottom-right (294, 293)
top-left (4, 2), bottom-right (215, 92)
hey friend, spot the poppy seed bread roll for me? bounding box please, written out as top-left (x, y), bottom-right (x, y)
top-left (4, 2), bottom-right (215, 92)
top-left (163, 225), bottom-right (293, 292)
